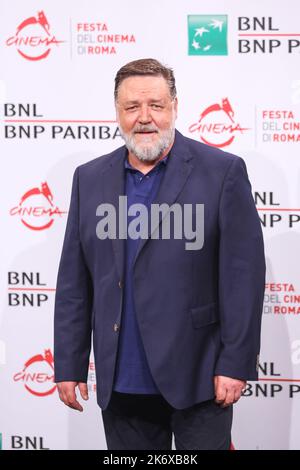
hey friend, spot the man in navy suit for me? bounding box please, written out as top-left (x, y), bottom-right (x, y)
top-left (54, 58), bottom-right (265, 450)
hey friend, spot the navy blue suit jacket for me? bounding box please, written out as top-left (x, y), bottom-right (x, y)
top-left (54, 130), bottom-right (265, 410)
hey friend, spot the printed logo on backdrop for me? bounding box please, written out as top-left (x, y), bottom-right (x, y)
top-left (189, 98), bottom-right (249, 148)
top-left (88, 362), bottom-right (97, 393)
top-left (13, 349), bottom-right (56, 397)
top-left (0, 433), bottom-right (49, 450)
top-left (10, 182), bottom-right (67, 230)
top-left (74, 21), bottom-right (136, 56)
top-left (6, 11), bottom-right (65, 60)
top-left (188, 15), bottom-right (228, 55)
top-left (243, 361), bottom-right (300, 399)
top-left (187, 15), bottom-right (300, 55)
top-left (255, 191), bottom-right (300, 231)
top-left (3, 103), bottom-right (121, 140)
top-left (263, 282), bottom-right (300, 316)
top-left (238, 17), bottom-right (300, 54)
top-left (258, 109), bottom-right (300, 144)
top-left (8, 272), bottom-right (54, 308)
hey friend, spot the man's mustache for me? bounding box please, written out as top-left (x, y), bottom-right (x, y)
top-left (133, 126), bottom-right (159, 134)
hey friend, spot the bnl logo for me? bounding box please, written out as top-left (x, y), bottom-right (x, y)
top-left (0, 433), bottom-right (49, 450)
top-left (188, 15), bottom-right (228, 55)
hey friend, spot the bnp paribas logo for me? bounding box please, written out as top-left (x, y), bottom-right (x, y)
top-left (188, 15), bottom-right (228, 55)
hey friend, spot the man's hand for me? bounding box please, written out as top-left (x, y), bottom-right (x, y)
top-left (214, 375), bottom-right (246, 407)
top-left (57, 381), bottom-right (89, 412)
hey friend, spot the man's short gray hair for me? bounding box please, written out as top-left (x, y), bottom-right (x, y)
top-left (114, 58), bottom-right (177, 102)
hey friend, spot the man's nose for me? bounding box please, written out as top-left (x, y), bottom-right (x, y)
top-left (138, 105), bottom-right (152, 124)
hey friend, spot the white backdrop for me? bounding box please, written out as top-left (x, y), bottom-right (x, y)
top-left (1, 0), bottom-right (300, 450)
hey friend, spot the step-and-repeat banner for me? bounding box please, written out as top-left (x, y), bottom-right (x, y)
top-left (1, 0), bottom-right (300, 450)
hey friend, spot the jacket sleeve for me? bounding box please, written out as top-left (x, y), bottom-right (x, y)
top-left (214, 156), bottom-right (265, 381)
top-left (54, 167), bottom-right (93, 383)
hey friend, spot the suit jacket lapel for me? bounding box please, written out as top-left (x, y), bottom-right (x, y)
top-left (100, 146), bottom-right (127, 281)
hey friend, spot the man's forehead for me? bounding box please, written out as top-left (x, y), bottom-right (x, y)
top-left (118, 75), bottom-right (170, 97)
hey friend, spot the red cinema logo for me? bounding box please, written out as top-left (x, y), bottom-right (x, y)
top-left (189, 98), bottom-right (250, 148)
top-left (10, 182), bottom-right (67, 231)
top-left (13, 349), bottom-right (57, 397)
top-left (6, 11), bottom-right (65, 61)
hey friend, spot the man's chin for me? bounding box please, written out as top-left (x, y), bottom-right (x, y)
top-left (134, 135), bottom-right (158, 145)
top-left (132, 146), bottom-right (163, 162)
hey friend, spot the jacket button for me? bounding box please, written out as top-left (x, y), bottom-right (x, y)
top-left (113, 323), bottom-right (119, 332)
top-left (118, 280), bottom-right (123, 288)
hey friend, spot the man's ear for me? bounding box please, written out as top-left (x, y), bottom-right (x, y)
top-left (174, 97), bottom-right (178, 119)
top-left (115, 103), bottom-right (119, 123)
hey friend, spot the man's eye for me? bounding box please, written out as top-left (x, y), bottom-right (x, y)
top-left (151, 104), bottom-right (162, 109)
top-left (126, 106), bottom-right (138, 111)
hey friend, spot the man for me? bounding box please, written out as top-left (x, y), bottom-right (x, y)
top-left (54, 58), bottom-right (265, 450)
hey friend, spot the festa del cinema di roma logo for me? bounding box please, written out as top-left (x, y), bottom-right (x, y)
top-left (6, 11), bottom-right (65, 61)
top-left (13, 349), bottom-right (56, 397)
top-left (10, 182), bottom-right (67, 231)
top-left (189, 98), bottom-right (250, 148)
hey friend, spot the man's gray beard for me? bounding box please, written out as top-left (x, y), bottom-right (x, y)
top-left (119, 126), bottom-right (175, 162)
